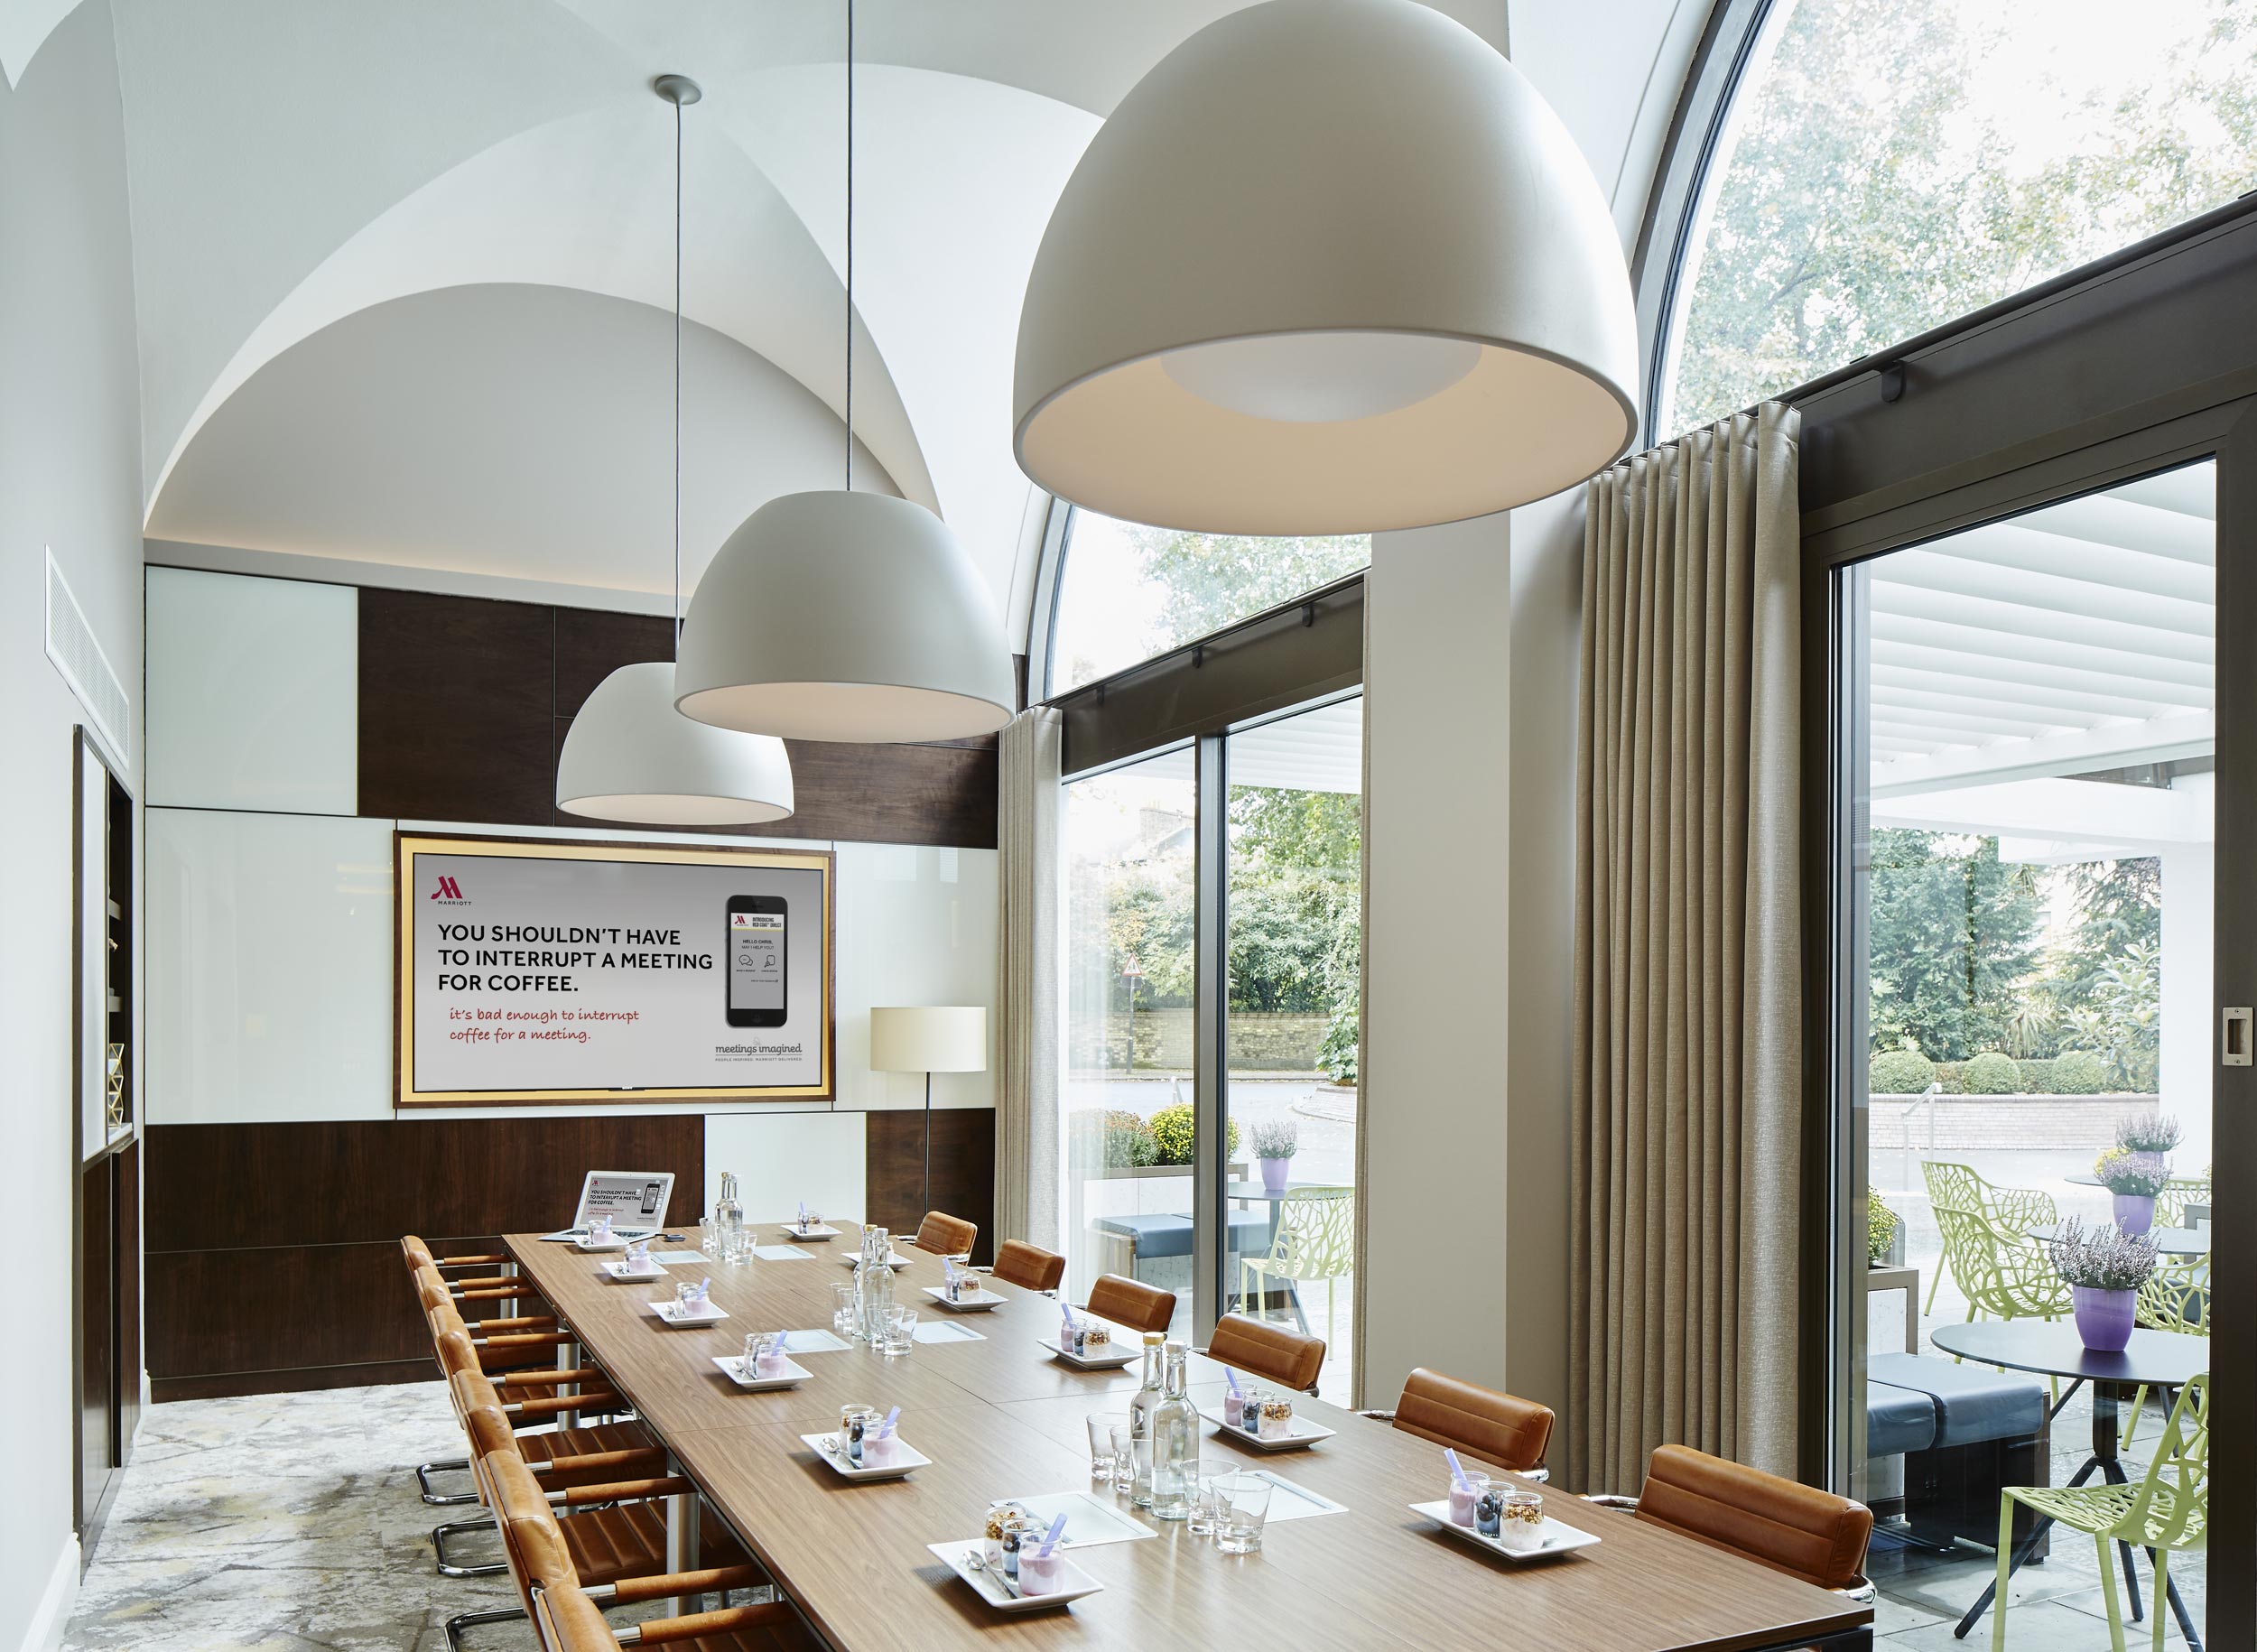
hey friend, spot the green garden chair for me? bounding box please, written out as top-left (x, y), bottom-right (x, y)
top-left (2123, 1253), bottom-right (2208, 1448)
top-left (1921, 1161), bottom-right (2058, 1314)
top-left (1238, 1185), bottom-right (1354, 1348)
top-left (1992, 1373), bottom-right (2207, 1652)
top-left (1933, 1202), bottom-right (2069, 1394)
top-left (2154, 1176), bottom-right (2209, 1230)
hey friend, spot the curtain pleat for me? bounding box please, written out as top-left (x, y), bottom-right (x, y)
top-left (1569, 404), bottom-right (1801, 1491)
top-left (995, 708), bottom-right (1063, 1249)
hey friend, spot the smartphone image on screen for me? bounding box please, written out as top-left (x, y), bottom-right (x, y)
top-left (725, 895), bottom-right (788, 1028)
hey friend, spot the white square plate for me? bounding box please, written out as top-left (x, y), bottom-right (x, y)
top-left (601, 1259), bottom-right (669, 1281)
top-left (574, 1235), bottom-right (627, 1252)
top-left (781, 1224), bottom-right (841, 1242)
top-left (1200, 1409), bottom-right (1336, 1451)
top-left (710, 1353), bottom-right (812, 1391)
top-left (838, 1252), bottom-right (912, 1270)
top-left (923, 1285), bottom-right (1005, 1313)
top-left (1408, 1501), bottom-right (1601, 1562)
top-left (928, 1541), bottom-right (1102, 1611)
top-left (1034, 1336), bottom-right (1138, 1369)
top-left (650, 1298), bottom-right (730, 1327)
top-left (803, 1432), bottom-right (929, 1480)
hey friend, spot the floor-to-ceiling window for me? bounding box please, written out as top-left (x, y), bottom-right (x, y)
top-left (1223, 698), bottom-right (1361, 1398)
top-left (1059, 747), bottom-right (1199, 1332)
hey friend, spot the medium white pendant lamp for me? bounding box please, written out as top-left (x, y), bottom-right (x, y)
top-left (556, 74), bottom-right (794, 826)
top-left (1012, 0), bottom-right (1640, 535)
top-left (675, 1), bottom-right (1014, 745)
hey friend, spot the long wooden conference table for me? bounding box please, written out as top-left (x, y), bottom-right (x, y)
top-left (505, 1225), bottom-right (1872, 1652)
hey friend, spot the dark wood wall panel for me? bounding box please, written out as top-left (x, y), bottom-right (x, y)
top-left (146, 1117), bottom-right (703, 1250)
top-left (145, 1118), bottom-right (701, 1396)
top-left (358, 589), bottom-right (556, 825)
top-left (864, 1109), bottom-right (996, 1266)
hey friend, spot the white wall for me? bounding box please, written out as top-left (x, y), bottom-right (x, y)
top-left (1360, 494), bottom-right (1582, 1417)
top-left (0, 3), bottom-right (145, 1645)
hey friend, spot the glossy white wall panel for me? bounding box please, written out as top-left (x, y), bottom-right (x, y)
top-left (834, 844), bottom-right (998, 1111)
top-left (146, 566), bottom-right (357, 812)
top-left (706, 1110), bottom-right (867, 1227)
top-left (147, 807), bottom-right (394, 1122)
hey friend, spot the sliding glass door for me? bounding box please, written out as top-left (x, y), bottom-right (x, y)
top-left (1834, 460), bottom-right (2223, 1645)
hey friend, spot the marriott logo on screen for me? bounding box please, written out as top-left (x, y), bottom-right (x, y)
top-left (429, 876), bottom-right (469, 904)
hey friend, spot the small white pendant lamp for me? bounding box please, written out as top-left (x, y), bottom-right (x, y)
top-left (556, 74), bottom-right (794, 826)
top-left (1012, 0), bottom-right (1640, 535)
top-left (675, 1), bottom-right (1013, 745)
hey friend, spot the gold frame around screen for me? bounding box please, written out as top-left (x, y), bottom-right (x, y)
top-left (394, 832), bottom-right (835, 1109)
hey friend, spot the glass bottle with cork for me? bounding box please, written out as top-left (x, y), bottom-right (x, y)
top-left (1149, 1340), bottom-right (1201, 1519)
top-left (1127, 1331), bottom-right (1167, 1508)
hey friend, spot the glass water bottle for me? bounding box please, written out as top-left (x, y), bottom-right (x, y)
top-left (1149, 1341), bottom-right (1201, 1520)
top-left (857, 1226), bottom-right (896, 1341)
top-left (1128, 1332), bottom-right (1166, 1508)
top-left (714, 1172), bottom-right (745, 1263)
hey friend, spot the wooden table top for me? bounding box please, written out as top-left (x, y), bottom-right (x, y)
top-left (506, 1226), bottom-right (1870, 1652)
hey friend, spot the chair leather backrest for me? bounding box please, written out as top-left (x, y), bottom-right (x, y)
top-left (1392, 1368), bottom-right (1554, 1473)
top-left (537, 1582), bottom-right (623, 1652)
top-left (992, 1239), bottom-right (1065, 1294)
top-left (1635, 1443), bottom-right (1872, 1592)
top-left (416, 1265), bottom-right (455, 1313)
top-left (915, 1211), bottom-right (979, 1256)
top-left (463, 1399), bottom-right (518, 1465)
top-left (1085, 1274), bottom-right (1176, 1335)
top-left (434, 1323), bottom-right (481, 1378)
top-left (489, 1451), bottom-right (581, 1620)
top-left (403, 1234), bottom-right (435, 1273)
top-left (1207, 1313), bottom-right (1324, 1392)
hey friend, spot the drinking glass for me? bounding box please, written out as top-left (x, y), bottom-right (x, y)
top-left (741, 1331), bottom-right (785, 1378)
top-left (1188, 1459), bottom-right (1237, 1536)
top-left (1108, 1425), bottom-right (1136, 1494)
top-left (1085, 1413), bottom-right (1128, 1481)
top-left (1214, 1472), bottom-right (1273, 1554)
top-left (831, 1283), bottom-right (856, 1335)
top-left (675, 1280), bottom-right (707, 1313)
top-left (883, 1304), bottom-right (918, 1357)
top-left (589, 1213), bottom-right (613, 1246)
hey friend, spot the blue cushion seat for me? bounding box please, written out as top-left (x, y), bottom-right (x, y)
top-left (1869, 1351), bottom-right (2046, 1447)
top-left (1866, 1379), bottom-right (1939, 1457)
top-left (1091, 1210), bottom-right (1276, 1260)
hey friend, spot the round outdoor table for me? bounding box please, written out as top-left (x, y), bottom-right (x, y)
top-left (2030, 1221), bottom-right (2208, 1257)
top-left (1929, 1319), bottom-right (2207, 1647)
top-left (2067, 1171), bottom-right (2104, 1188)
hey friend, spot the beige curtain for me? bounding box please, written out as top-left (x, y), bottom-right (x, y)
top-left (995, 707), bottom-right (1063, 1249)
top-left (1568, 402), bottom-right (1802, 1492)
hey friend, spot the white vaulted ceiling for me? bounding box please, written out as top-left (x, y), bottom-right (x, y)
top-left (7, 0), bottom-right (1689, 629)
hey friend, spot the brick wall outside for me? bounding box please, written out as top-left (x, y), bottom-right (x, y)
top-left (1870, 1093), bottom-right (2158, 1151)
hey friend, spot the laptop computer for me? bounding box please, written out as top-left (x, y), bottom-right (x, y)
top-left (541, 1170), bottom-right (676, 1240)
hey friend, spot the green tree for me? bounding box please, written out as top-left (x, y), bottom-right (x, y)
top-left (1867, 830), bottom-right (2043, 1061)
top-left (2047, 858), bottom-right (2162, 1016)
top-left (1128, 526), bottom-right (1369, 645)
top-left (1672, 0), bottom-right (2257, 429)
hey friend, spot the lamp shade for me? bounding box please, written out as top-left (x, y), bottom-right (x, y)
top-left (1013, 0), bottom-right (1639, 534)
top-left (556, 662), bottom-right (794, 824)
top-left (675, 490), bottom-right (1016, 743)
top-left (869, 1006), bottom-right (989, 1074)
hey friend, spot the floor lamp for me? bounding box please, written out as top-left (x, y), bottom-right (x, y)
top-left (869, 1007), bottom-right (989, 1228)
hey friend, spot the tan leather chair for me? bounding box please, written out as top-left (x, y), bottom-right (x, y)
top-left (915, 1211), bottom-right (979, 1256)
top-left (413, 1258), bottom-right (562, 1507)
top-left (1630, 1443), bottom-right (1873, 1593)
top-left (1206, 1313), bottom-right (1324, 1393)
top-left (404, 1233), bottom-right (534, 1301)
top-left (1383, 1368), bottom-right (1554, 1475)
top-left (991, 1239), bottom-right (1065, 1294)
top-left (1084, 1273), bottom-right (1176, 1335)
top-left (536, 1577), bottom-right (809, 1651)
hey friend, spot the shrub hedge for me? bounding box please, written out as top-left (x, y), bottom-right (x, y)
top-left (1964, 1051), bottom-right (2021, 1094)
top-left (1870, 1049), bottom-right (2122, 1095)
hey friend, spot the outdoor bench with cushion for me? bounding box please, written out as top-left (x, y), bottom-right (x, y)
top-left (1866, 1350), bottom-right (2050, 1557)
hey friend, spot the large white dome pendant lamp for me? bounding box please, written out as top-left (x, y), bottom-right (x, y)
top-left (556, 74), bottom-right (795, 826)
top-left (1012, 0), bottom-right (1640, 535)
top-left (673, 5), bottom-right (1011, 740)
top-left (676, 2), bottom-right (1012, 744)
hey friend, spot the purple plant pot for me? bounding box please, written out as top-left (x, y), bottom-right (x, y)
top-left (2113, 1193), bottom-right (2156, 1236)
top-left (2072, 1285), bottom-right (2138, 1352)
top-left (1260, 1155), bottom-right (1291, 1195)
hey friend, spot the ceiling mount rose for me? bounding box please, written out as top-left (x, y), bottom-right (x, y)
top-left (1012, 0), bottom-right (1640, 535)
top-left (556, 72), bottom-right (795, 825)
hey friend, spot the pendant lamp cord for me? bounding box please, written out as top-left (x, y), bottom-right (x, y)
top-left (673, 89), bottom-right (685, 653)
top-left (843, 0), bottom-right (854, 495)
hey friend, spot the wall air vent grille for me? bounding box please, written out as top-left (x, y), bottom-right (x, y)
top-left (46, 548), bottom-right (131, 766)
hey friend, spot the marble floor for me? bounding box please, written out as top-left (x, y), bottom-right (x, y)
top-left (66, 1381), bottom-right (523, 1652)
